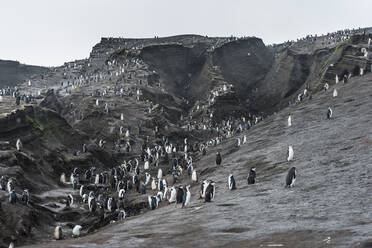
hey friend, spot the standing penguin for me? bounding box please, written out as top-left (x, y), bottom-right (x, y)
top-left (9, 190), bottom-right (17, 204)
top-left (117, 180), bottom-right (125, 193)
top-left (89, 198), bottom-right (97, 213)
top-left (182, 185), bottom-right (191, 208)
top-left (157, 168), bottom-right (163, 179)
top-left (117, 210), bottom-right (126, 220)
top-left (54, 226), bottom-right (63, 240)
top-left (107, 197), bottom-right (117, 213)
top-left (148, 195), bottom-right (160, 210)
top-left (162, 179), bottom-right (168, 199)
top-left (324, 83), bottom-right (329, 91)
top-left (333, 88), bottom-right (338, 98)
top-left (158, 179), bottom-right (164, 191)
top-left (118, 189), bottom-right (125, 200)
top-left (144, 172), bottom-right (151, 186)
top-left (205, 182), bottom-right (215, 202)
top-left (236, 138), bottom-right (241, 147)
top-left (187, 163), bottom-right (193, 176)
top-left (327, 107), bottom-right (333, 119)
top-left (94, 174), bottom-right (100, 184)
top-left (216, 152), bottom-right (222, 166)
top-left (88, 191), bottom-right (95, 210)
top-left (151, 178), bottom-right (157, 190)
top-left (242, 135), bottom-right (247, 144)
top-left (60, 173), bottom-right (66, 184)
top-left (287, 114), bottom-right (292, 127)
top-left (247, 168), bottom-right (256, 184)
top-left (72, 178), bottom-right (78, 190)
top-left (287, 146), bottom-right (294, 162)
top-left (168, 186), bottom-right (177, 203)
top-left (66, 194), bottom-right (73, 207)
top-left (285, 167), bottom-right (297, 187)
top-left (141, 183), bottom-right (147, 194)
top-left (21, 189), bottom-right (30, 205)
top-left (82, 193), bottom-right (88, 203)
top-left (156, 191), bottom-right (164, 201)
top-left (7, 179), bottom-right (14, 193)
top-left (133, 174), bottom-right (140, 192)
top-left (200, 180), bottom-right (209, 199)
top-left (176, 186), bottom-right (184, 204)
top-left (191, 169), bottom-right (198, 183)
top-left (0, 176), bottom-right (7, 191)
top-left (228, 174), bottom-right (236, 190)
top-left (16, 138), bottom-right (22, 151)
top-left (162, 178), bottom-right (168, 189)
top-left (79, 185), bottom-right (86, 197)
top-left (144, 160), bottom-right (149, 170)
top-left (72, 225), bottom-right (82, 237)
top-left (82, 144), bottom-right (87, 153)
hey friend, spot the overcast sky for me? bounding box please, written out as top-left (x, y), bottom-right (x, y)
top-left (0, 0), bottom-right (370, 67)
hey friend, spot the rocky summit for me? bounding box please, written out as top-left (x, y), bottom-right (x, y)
top-left (0, 28), bottom-right (371, 248)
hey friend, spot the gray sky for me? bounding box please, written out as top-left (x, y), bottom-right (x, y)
top-left (0, 0), bottom-right (370, 67)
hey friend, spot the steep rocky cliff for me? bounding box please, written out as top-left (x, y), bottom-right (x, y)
top-left (140, 43), bottom-right (208, 100)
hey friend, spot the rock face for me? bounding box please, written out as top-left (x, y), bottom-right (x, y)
top-left (0, 105), bottom-right (117, 248)
top-left (39, 89), bottom-right (63, 114)
top-left (0, 60), bottom-right (47, 87)
top-left (138, 38), bottom-right (274, 109)
top-left (321, 34), bottom-right (372, 88)
top-left (212, 38), bottom-right (274, 102)
top-left (250, 49), bottom-right (314, 112)
top-left (135, 35), bottom-right (369, 114)
top-left (140, 43), bottom-right (208, 100)
top-left (0, 106), bottom-right (112, 185)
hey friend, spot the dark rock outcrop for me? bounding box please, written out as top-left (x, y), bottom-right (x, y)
top-left (39, 89), bottom-right (63, 114)
top-left (0, 60), bottom-right (47, 88)
top-left (140, 43), bottom-right (208, 100)
top-left (212, 38), bottom-right (274, 102)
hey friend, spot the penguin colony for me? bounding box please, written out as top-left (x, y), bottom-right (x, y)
top-left (1, 33), bottom-right (362, 248)
top-left (1, 109), bottom-right (264, 246)
top-left (1, 74), bottom-right (342, 247)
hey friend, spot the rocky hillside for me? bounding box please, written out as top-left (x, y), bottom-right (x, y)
top-left (0, 104), bottom-right (117, 248)
top-left (0, 28), bottom-right (371, 248)
top-left (0, 60), bottom-right (47, 88)
top-left (26, 56), bottom-right (372, 248)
